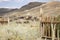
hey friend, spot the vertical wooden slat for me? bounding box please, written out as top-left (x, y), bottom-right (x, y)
top-left (51, 23), bottom-right (56, 40)
top-left (51, 23), bottom-right (54, 40)
top-left (57, 29), bottom-right (59, 40)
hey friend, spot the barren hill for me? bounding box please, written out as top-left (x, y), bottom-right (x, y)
top-left (0, 8), bottom-right (18, 16)
top-left (41, 1), bottom-right (60, 17)
top-left (0, 2), bottom-right (45, 16)
top-left (19, 2), bottom-right (45, 11)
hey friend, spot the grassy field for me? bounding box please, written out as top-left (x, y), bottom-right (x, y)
top-left (0, 21), bottom-right (41, 40)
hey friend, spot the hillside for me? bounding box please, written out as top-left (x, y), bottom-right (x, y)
top-left (41, 1), bottom-right (60, 17)
top-left (0, 8), bottom-right (18, 16)
top-left (0, 2), bottom-right (45, 16)
top-left (19, 2), bottom-right (45, 11)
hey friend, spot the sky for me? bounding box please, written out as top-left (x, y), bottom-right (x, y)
top-left (0, 0), bottom-right (58, 8)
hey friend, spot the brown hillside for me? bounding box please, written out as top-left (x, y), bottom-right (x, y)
top-left (41, 1), bottom-right (60, 17)
top-left (19, 2), bottom-right (45, 11)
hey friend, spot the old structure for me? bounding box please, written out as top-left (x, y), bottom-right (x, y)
top-left (0, 1), bottom-right (60, 40)
top-left (40, 16), bottom-right (60, 40)
top-left (39, 1), bottom-right (60, 40)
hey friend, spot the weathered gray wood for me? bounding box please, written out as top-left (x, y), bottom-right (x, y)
top-left (39, 23), bottom-right (42, 40)
top-left (51, 23), bottom-right (56, 40)
top-left (57, 29), bottom-right (59, 40)
top-left (43, 23), bottom-right (45, 36)
top-left (51, 23), bottom-right (54, 40)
